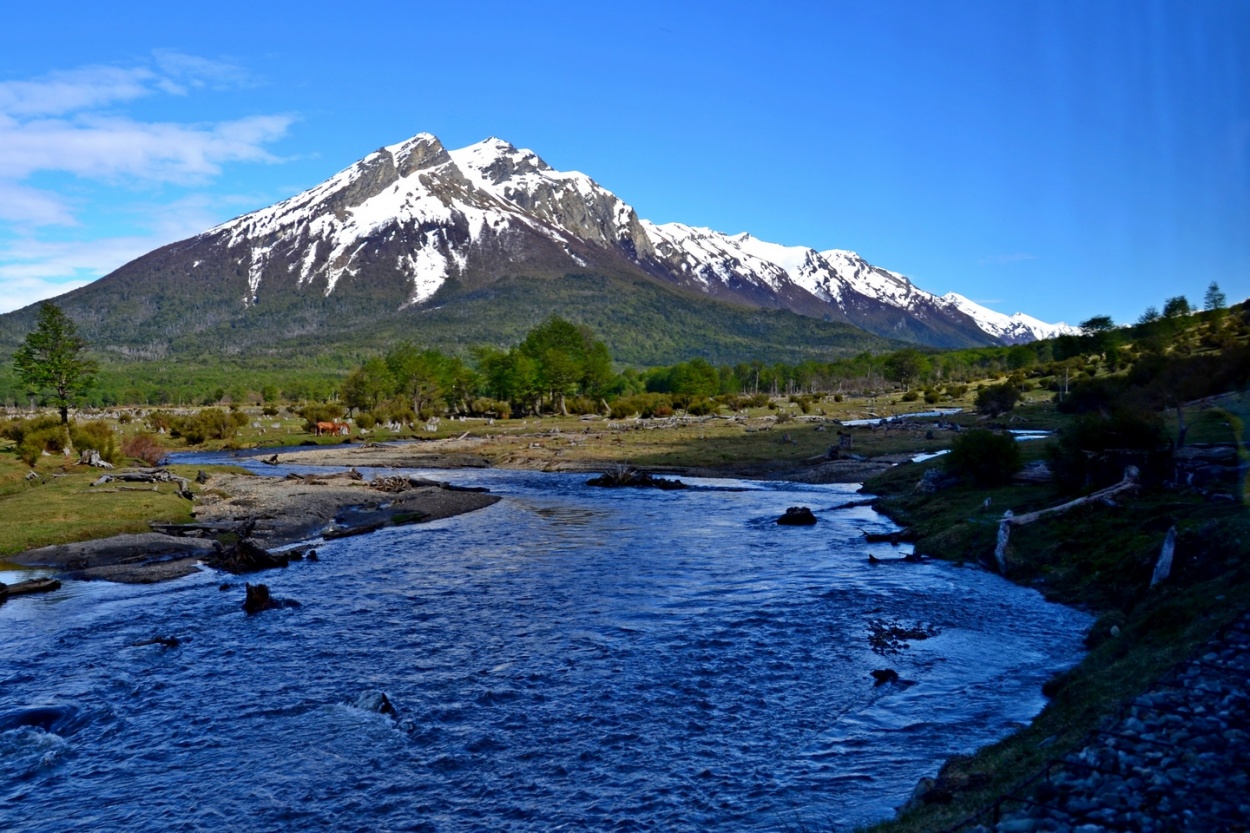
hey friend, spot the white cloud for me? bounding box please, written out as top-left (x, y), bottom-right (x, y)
top-left (0, 53), bottom-right (295, 307)
top-left (0, 54), bottom-right (294, 222)
top-left (0, 192), bottom-right (266, 312)
top-left (0, 275), bottom-right (93, 314)
top-left (0, 65), bottom-right (156, 118)
top-left (0, 181), bottom-right (76, 226)
top-left (0, 113), bottom-right (294, 183)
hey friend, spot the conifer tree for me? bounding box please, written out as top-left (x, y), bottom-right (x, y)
top-left (13, 302), bottom-right (98, 424)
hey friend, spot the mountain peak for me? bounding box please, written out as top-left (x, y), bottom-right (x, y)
top-left (450, 137), bottom-right (552, 186)
top-left (384, 132), bottom-right (452, 177)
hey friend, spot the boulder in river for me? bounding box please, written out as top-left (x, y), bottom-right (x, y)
top-left (871, 668), bottom-right (900, 686)
top-left (242, 583), bottom-right (300, 615)
top-left (586, 466), bottom-right (686, 490)
top-left (777, 506), bottom-right (817, 526)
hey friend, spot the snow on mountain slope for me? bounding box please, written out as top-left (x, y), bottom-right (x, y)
top-left (939, 293), bottom-right (1080, 344)
top-left (200, 131), bottom-right (1070, 345)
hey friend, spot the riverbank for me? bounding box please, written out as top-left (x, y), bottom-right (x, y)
top-left (7, 468), bottom-right (499, 584)
top-left (857, 445), bottom-right (1250, 832)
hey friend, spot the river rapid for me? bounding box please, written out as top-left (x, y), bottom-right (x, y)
top-left (0, 460), bottom-right (1090, 832)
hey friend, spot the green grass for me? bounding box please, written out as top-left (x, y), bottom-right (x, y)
top-left (0, 442), bottom-right (245, 559)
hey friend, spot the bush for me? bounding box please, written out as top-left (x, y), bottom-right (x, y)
top-left (2, 414), bottom-right (61, 446)
top-left (122, 431), bottom-right (166, 466)
top-left (70, 421), bottom-right (121, 465)
top-left (171, 409), bottom-right (248, 444)
top-left (354, 412), bottom-right (377, 430)
top-left (609, 393), bottom-right (673, 419)
top-left (923, 389), bottom-right (941, 405)
top-left (944, 429), bottom-right (1022, 487)
top-left (975, 382), bottom-right (1022, 416)
top-left (1047, 409), bottom-right (1170, 493)
top-left (686, 398), bottom-right (716, 416)
top-left (901, 390), bottom-right (920, 402)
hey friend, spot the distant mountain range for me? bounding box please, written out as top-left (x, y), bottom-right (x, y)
top-left (0, 133), bottom-right (1075, 366)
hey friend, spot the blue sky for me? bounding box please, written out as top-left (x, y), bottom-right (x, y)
top-left (0, 0), bottom-right (1246, 327)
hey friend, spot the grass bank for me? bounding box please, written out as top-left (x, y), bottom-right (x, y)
top-left (858, 413), bottom-right (1250, 831)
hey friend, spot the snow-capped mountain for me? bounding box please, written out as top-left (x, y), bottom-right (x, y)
top-left (197, 132), bottom-right (1066, 346)
top-left (7, 132), bottom-right (1078, 364)
top-left (937, 293), bottom-right (1078, 344)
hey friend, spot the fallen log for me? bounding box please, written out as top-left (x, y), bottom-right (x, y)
top-left (0, 578), bottom-right (62, 599)
top-left (323, 522), bottom-right (386, 540)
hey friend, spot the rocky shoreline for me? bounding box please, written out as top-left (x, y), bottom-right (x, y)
top-left (9, 467), bottom-right (499, 584)
top-left (958, 613), bottom-right (1250, 833)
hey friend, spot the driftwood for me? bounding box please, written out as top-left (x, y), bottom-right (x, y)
top-left (829, 498), bottom-right (875, 511)
top-left (994, 467), bottom-right (1140, 573)
top-left (93, 468), bottom-right (192, 498)
top-left (1002, 466), bottom-right (1140, 528)
top-left (0, 578), bottom-right (62, 599)
top-left (323, 522), bottom-right (385, 540)
top-left (861, 528), bottom-right (918, 544)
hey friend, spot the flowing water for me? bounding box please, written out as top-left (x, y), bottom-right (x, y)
top-left (0, 461), bottom-right (1090, 832)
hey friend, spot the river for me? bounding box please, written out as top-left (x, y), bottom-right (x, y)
top-left (0, 460), bottom-right (1090, 832)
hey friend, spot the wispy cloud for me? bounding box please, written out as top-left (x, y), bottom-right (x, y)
top-left (978, 253), bottom-right (1037, 266)
top-left (0, 55), bottom-right (293, 198)
top-left (0, 53), bottom-right (295, 309)
top-left (0, 193), bottom-right (260, 313)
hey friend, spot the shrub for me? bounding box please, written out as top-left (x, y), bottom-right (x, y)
top-left (924, 389), bottom-right (941, 404)
top-left (2, 414), bottom-right (61, 446)
top-left (354, 412), bottom-right (377, 430)
top-left (944, 429), bottom-right (1022, 487)
top-left (901, 390), bottom-right (920, 402)
top-left (565, 396), bottom-right (600, 416)
top-left (609, 393), bottom-right (673, 419)
top-left (172, 409), bottom-right (248, 444)
top-left (261, 406), bottom-right (280, 417)
top-left (975, 382), bottom-right (1021, 416)
top-left (945, 384), bottom-right (968, 399)
top-left (686, 398), bottom-right (716, 416)
top-left (70, 421), bottom-right (121, 465)
top-left (145, 410), bottom-right (175, 433)
top-left (122, 432), bottom-right (166, 466)
top-left (833, 393), bottom-right (844, 403)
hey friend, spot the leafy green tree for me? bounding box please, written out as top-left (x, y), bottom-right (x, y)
top-left (975, 381), bottom-right (1021, 416)
top-left (1162, 296), bottom-right (1191, 318)
top-left (518, 317), bottom-right (614, 414)
top-left (944, 429), bottom-right (1022, 487)
top-left (1079, 315), bottom-right (1115, 335)
top-left (341, 357), bottom-right (393, 415)
top-left (386, 344), bottom-right (452, 416)
top-left (13, 302), bottom-right (99, 424)
top-left (883, 348), bottom-right (930, 390)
